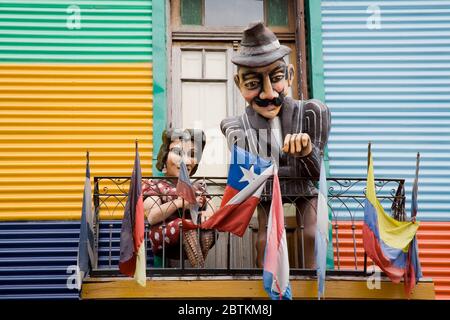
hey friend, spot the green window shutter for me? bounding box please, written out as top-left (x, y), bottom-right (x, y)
top-left (267, 0), bottom-right (288, 27)
top-left (181, 0), bottom-right (202, 25)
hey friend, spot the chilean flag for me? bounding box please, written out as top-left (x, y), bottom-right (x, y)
top-left (119, 142), bottom-right (146, 286)
top-left (202, 145), bottom-right (273, 237)
top-left (263, 172), bottom-right (292, 300)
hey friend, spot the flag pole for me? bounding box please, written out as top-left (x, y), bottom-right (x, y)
top-left (364, 142), bottom-right (371, 274)
top-left (411, 152), bottom-right (420, 222)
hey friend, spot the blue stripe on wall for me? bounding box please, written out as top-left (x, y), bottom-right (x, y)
top-left (321, 0), bottom-right (450, 221)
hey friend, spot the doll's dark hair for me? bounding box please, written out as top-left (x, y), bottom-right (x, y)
top-left (155, 128), bottom-right (206, 175)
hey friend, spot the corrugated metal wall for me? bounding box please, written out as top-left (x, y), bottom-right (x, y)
top-left (0, 0), bottom-right (154, 220)
top-left (0, 220), bottom-right (154, 299)
top-left (321, 0), bottom-right (450, 221)
top-left (334, 221), bottom-right (450, 300)
top-left (0, 221), bottom-right (80, 299)
top-left (0, 0), bottom-right (153, 62)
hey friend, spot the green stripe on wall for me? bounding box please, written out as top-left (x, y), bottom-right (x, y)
top-left (0, 0), bottom-right (152, 62)
top-left (151, 0), bottom-right (167, 176)
top-left (306, 0), bottom-right (334, 270)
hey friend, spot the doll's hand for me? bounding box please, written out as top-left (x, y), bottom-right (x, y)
top-left (200, 211), bottom-right (214, 223)
top-left (196, 195), bottom-right (206, 207)
top-left (283, 133), bottom-right (312, 157)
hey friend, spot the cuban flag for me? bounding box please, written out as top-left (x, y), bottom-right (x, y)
top-left (263, 172), bottom-right (292, 300)
top-left (315, 157), bottom-right (329, 299)
top-left (202, 145), bottom-right (274, 237)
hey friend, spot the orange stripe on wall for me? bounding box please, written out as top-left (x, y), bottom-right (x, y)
top-left (333, 221), bottom-right (450, 300)
top-left (0, 63), bottom-right (153, 220)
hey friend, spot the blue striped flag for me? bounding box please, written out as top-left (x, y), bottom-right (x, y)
top-left (315, 157), bottom-right (329, 299)
top-left (77, 151), bottom-right (96, 290)
top-left (263, 172), bottom-right (292, 300)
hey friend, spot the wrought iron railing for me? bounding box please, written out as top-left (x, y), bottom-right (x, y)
top-left (91, 176), bottom-right (406, 278)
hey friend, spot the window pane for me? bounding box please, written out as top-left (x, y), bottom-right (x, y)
top-left (205, 51), bottom-right (226, 79)
top-left (205, 0), bottom-right (263, 27)
top-left (181, 82), bottom-right (228, 176)
top-left (267, 0), bottom-right (288, 26)
top-left (181, 0), bottom-right (202, 25)
top-left (181, 50), bottom-right (202, 78)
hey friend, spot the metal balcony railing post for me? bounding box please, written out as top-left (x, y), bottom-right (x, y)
top-left (334, 222), bottom-right (340, 270)
top-left (108, 223), bottom-right (113, 268)
top-left (93, 177), bottom-right (100, 269)
top-left (364, 252), bottom-right (368, 275)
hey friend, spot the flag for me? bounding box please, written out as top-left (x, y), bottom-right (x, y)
top-left (363, 144), bottom-right (420, 295)
top-left (263, 173), bottom-right (292, 300)
top-left (77, 151), bottom-right (96, 290)
top-left (201, 145), bottom-right (274, 237)
top-left (315, 156), bottom-right (329, 299)
top-left (323, 148), bottom-right (335, 270)
top-left (177, 159), bottom-right (200, 227)
top-left (119, 142), bottom-right (146, 287)
top-left (405, 152), bottom-right (423, 295)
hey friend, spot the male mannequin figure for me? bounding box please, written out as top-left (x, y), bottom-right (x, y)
top-left (221, 22), bottom-right (331, 268)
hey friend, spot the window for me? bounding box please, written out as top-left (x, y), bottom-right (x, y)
top-left (169, 1), bottom-right (304, 176)
top-left (203, 0), bottom-right (264, 27)
top-left (175, 0), bottom-right (292, 32)
top-left (172, 47), bottom-right (235, 176)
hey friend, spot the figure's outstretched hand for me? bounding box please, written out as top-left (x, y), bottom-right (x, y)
top-left (283, 133), bottom-right (312, 157)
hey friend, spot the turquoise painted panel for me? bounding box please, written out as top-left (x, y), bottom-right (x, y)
top-left (0, 0), bottom-right (152, 62)
top-left (321, 0), bottom-right (450, 221)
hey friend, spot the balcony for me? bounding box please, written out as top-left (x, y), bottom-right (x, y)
top-left (80, 176), bottom-right (435, 299)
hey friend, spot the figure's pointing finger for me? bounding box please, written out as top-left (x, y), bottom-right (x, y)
top-left (301, 134), bottom-right (310, 147)
top-left (295, 134), bottom-right (302, 153)
top-left (290, 134), bottom-right (296, 154)
top-left (283, 134), bottom-right (291, 152)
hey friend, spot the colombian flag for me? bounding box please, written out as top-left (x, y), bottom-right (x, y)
top-left (363, 144), bottom-right (421, 296)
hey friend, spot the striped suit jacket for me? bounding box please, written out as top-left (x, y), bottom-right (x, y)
top-left (220, 97), bottom-right (331, 197)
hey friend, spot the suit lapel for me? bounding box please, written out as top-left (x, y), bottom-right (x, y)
top-left (280, 97), bottom-right (295, 136)
top-left (244, 99), bottom-right (296, 159)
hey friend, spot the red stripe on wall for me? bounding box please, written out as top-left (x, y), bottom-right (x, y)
top-left (333, 221), bottom-right (450, 300)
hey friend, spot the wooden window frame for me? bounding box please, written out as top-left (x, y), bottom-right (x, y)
top-left (168, 0), bottom-right (310, 124)
top-left (171, 0), bottom-right (295, 41)
top-left (171, 44), bottom-right (236, 128)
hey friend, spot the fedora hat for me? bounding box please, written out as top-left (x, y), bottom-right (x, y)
top-left (232, 22), bottom-right (291, 67)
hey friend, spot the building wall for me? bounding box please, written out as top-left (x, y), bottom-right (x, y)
top-left (0, 0), bottom-right (154, 220)
top-left (320, 0), bottom-right (450, 221)
top-left (312, 0), bottom-right (450, 299)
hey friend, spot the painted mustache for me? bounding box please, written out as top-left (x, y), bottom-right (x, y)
top-left (254, 92), bottom-right (285, 108)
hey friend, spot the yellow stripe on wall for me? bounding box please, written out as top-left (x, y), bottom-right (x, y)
top-left (0, 63), bottom-right (153, 220)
